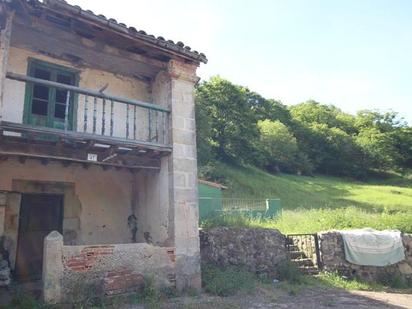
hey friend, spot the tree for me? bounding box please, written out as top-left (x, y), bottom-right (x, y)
top-left (195, 95), bottom-right (214, 166)
top-left (195, 76), bottom-right (259, 163)
top-left (257, 120), bottom-right (300, 172)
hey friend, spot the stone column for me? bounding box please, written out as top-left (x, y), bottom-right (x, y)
top-left (43, 231), bottom-right (64, 304)
top-left (169, 60), bottom-right (201, 291)
top-left (153, 60), bottom-right (201, 291)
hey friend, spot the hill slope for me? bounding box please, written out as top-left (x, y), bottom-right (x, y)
top-left (219, 164), bottom-right (412, 212)
top-left (205, 163), bottom-right (412, 234)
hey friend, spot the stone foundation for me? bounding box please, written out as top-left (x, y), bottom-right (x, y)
top-left (199, 227), bottom-right (287, 276)
top-left (319, 231), bottom-right (412, 283)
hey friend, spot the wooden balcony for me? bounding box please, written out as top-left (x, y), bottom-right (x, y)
top-left (0, 72), bottom-right (172, 170)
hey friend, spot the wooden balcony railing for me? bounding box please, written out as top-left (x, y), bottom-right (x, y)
top-left (2, 72), bottom-right (171, 152)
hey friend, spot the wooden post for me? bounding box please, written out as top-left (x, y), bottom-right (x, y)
top-left (0, 11), bottom-right (13, 123)
top-left (64, 91), bottom-right (71, 131)
top-left (83, 95), bottom-right (88, 132)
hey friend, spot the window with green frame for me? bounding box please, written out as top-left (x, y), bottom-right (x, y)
top-left (24, 59), bottom-right (79, 130)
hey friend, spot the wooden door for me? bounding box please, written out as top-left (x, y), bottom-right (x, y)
top-left (15, 194), bottom-right (63, 281)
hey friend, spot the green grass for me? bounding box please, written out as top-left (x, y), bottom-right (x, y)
top-left (219, 163), bottom-right (412, 211)
top-left (202, 163), bottom-right (412, 233)
top-left (201, 264), bottom-right (257, 296)
top-left (315, 272), bottom-right (384, 291)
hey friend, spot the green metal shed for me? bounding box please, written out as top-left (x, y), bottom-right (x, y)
top-left (198, 179), bottom-right (227, 220)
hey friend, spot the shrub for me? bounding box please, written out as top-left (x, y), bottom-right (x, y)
top-left (200, 213), bottom-right (254, 229)
top-left (276, 261), bottom-right (304, 284)
top-left (201, 264), bottom-right (257, 296)
top-left (376, 272), bottom-right (410, 289)
top-left (7, 295), bottom-right (48, 309)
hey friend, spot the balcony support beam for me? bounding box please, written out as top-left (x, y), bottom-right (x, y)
top-left (0, 137), bottom-right (162, 170)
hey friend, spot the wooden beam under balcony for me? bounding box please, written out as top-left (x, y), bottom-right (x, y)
top-left (0, 136), bottom-right (162, 170)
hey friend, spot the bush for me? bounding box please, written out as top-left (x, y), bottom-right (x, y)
top-left (201, 264), bottom-right (257, 296)
top-left (276, 261), bottom-right (304, 284)
top-left (200, 213), bottom-right (253, 229)
top-left (7, 295), bottom-right (48, 309)
top-left (376, 272), bottom-right (410, 289)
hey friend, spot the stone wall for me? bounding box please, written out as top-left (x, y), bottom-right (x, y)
top-left (43, 232), bottom-right (176, 304)
top-left (319, 231), bottom-right (412, 283)
top-left (199, 228), bottom-right (287, 276)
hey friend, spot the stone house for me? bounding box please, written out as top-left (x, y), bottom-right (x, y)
top-left (0, 0), bottom-right (206, 303)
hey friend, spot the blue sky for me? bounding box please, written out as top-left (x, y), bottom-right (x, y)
top-left (70, 0), bottom-right (412, 124)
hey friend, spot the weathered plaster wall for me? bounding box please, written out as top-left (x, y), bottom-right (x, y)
top-left (319, 231), bottom-right (412, 283)
top-left (2, 46), bottom-right (153, 140)
top-left (135, 159), bottom-right (171, 246)
top-left (0, 158), bottom-right (144, 269)
top-left (43, 232), bottom-right (176, 304)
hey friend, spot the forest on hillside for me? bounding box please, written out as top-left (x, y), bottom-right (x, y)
top-left (196, 76), bottom-right (412, 179)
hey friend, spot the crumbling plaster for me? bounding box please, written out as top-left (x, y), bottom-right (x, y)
top-left (0, 159), bottom-right (144, 267)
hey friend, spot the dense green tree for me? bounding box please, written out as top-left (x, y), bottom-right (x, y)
top-left (195, 76), bottom-right (259, 163)
top-left (290, 100), bottom-right (355, 133)
top-left (195, 76), bottom-right (412, 179)
top-left (257, 120), bottom-right (299, 172)
top-left (195, 95), bottom-right (214, 166)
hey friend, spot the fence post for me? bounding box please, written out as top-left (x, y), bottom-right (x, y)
top-left (314, 233), bottom-right (322, 270)
top-left (43, 231), bottom-right (64, 304)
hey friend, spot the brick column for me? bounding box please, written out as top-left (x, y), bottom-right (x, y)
top-left (43, 231), bottom-right (64, 304)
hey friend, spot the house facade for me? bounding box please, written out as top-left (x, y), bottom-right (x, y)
top-left (0, 0), bottom-right (206, 302)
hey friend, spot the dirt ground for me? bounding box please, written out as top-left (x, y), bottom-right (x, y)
top-left (123, 287), bottom-right (412, 309)
top-left (1, 283), bottom-right (411, 308)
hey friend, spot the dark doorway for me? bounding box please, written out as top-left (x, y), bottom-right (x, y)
top-left (15, 194), bottom-right (63, 281)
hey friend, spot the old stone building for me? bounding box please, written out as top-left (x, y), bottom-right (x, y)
top-left (0, 0), bottom-right (206, 303)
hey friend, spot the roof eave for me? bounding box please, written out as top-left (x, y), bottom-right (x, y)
top-left (43, 0), bottom-right (208, 64)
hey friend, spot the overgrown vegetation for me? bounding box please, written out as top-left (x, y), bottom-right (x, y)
top-left (316, 271), bottom-right (412, 292)
top-left (201, 264), bottom-right (257, 296)
top-left (201, 207), bottom-right (412, 234)
top-left (196, 76), bottom-right (412, 179)
top-left (199, 163), bottom-right (412, 234)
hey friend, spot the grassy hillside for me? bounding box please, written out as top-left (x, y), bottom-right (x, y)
top-left (220, 164), bottom-right (412, 211)
top-left (203, 163), bottom-right (412, 234)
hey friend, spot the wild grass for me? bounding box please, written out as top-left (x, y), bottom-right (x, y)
top-left (201, 264), bottom-right (257, 296)
top-left (201, 163), bottom-right (412, 234)
top-left (217, 163), bottom-right (412, 212)
top-left (200, 207), bottom-right (412, 234)
top-left (314, 272), bottom-right (384, 291)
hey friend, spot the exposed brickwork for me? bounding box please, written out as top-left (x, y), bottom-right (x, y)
top-left (64, 245), bottom-right (114, 272)
top-left (103, 268), bottom-right (144, 295)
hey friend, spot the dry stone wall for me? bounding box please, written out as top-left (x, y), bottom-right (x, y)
top-left (319, 231), bottom-right (412, 283)
top-left (199, 227), bottom-right (288, 276)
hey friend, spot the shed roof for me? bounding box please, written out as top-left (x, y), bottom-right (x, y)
top-left (198, 179), bottom-right (228, 190)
